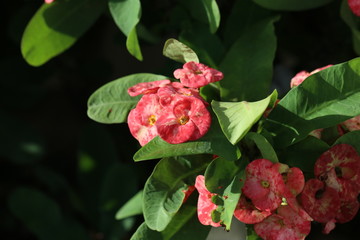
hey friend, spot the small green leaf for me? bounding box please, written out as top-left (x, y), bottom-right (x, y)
top-left (334, 130), bottom-right (360, 154)
top-left (21, 0), bottom-right (106, 66)
top-left (212, 90), bottom-right (278, 145)
top-left (253, 0), bottom-right (333, 11)
top-left (244, 132), bottom-right (278, 163)
top-left (116, 190), bottom-right (143, 220)
top-left (264, 58), bottom-right (360, 148)
top-left (246, 224), bottom-right (262, 240)
top-left (162, 38), bottom-right (199, 64)
top-left (109, 0), bottom-right (143, 60)
top-left (87, 73), bottom-right (168, 124)
top-left (200, 0), bottom-right (221, 33)
top-left (143, 155), bottom-right (211, 231)
top-left (133, 115), bottom-right (241, 162)
top-left (219, 16), bottom-right (279, 101)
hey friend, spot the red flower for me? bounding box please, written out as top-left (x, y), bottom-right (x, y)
top-left (127, 79), bottom-right (171, 96)
top-left (300, 179), bottom-right (340, 223)
top-left (233, 195), bottom-right (272, 224)
top-left (242, 159), bottom-right (286, 211)
top-left (254, 205), bottom-right (311, 240)
top-left (348, 0), bottom-right (360, 16)
top-left (314, 144), bottom-right (360, 202)
top-left (342, 115), bottom-right (360, 131)
top-left (156, 95), bottom-right (211, 144)
top-left (127, 94), bottom-right (162, 146)
top-left (173, 61), bottom-right (223, 88)
top-left (194, 175), bottom-right (221, 227)
top-left (182, 185), bottom-right (196, 203)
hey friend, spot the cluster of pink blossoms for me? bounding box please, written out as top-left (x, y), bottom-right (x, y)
top-left (348, 0), bottom-right (360, 16)
top-left (290, 65), bottom-right (360, 138)
top-left (190, 144), bottom-right (360, 240)
top-left (127, 62), bottom-right (223, 146)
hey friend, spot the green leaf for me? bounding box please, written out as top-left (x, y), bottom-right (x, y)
top-left (109, 0), bottom-right (143, 60)
top-left (264, 58), bottom-right (360, 148)
top-left (244, 132), bottom-right (278, 163)
top-left (253, 0), bottom-right (333, 11)
top-left (143, 155), bottom-right (211, 231)
top-left (162, 38), bottom-right (199, 64)
top-left (219, 16), bottom-right (279, 101)
top-left (205, 157), bottom-right (247, 230)
top-left (212, 90), bottom-right (278, 145)
top-left (21, 0), bottom-right (106, 66)
top-left (334, 130), bottom-right (360, 154)
top-left (133, 115), bottom-right (241, 162)
top-left (131, 205), bottom-right (210, 240)
top-left (116, 190), bottom-right (143, 220)
top-left (8, 187), bottom-right (90, 240)
top-left (87, 73), bottom-right (168, 124)
top-left (278, 136), bottom-right (329, 175)
top-left (340, 0), bottom-right (360, 55)
top-left (200, 0), bottom-right (221, 33)
top-left (246, 224), bottom-right (262, 240)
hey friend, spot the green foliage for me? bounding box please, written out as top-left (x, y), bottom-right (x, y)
top-left (212, 90), bottom-right (278, 145)
top-left (21, 0), bottom-right (106, 66)
top-left (334, 130), bottom-right (360, 153)
top-left (109, 0), bottom-right (143, 60)
top-left (264, 58), bottom-right (360, 148)
top-left (244, 132), bottom-right (279, 163)
top-left (341, 0), bottom-right (360, 55)
top-left (200, 0), bottom-right (221, 33)
top-left (253, 0), bottom-right (334, 11)
top-left (163, 38), bottom-right (199, 64)
top-left (116, 190), bottom-right (143, 220)
top-left (87, 73), bottom-right (168, 124)
top-left (142, 155), bottom-right (211, 231)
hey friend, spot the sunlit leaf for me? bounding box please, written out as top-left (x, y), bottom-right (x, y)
top-left (212, 90), bottom-right (277, 145)
top-left (253, 0), bottom-right (333, 11)
top-left (21, 0), bottom-right (106, 66)
top-left (264, 58), bottom-right (360, 148)
top-left (143, 155), bottom-right (211, 231)
top-left (163, 38), bottom-right (199, 64)
top-left (200, 0), bottom-right (221, 33)
top-left (87, 73), bottom-right (168, 124)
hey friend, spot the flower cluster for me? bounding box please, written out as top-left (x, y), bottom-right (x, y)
top-left (300, 144), bottom-right (360, 234)
top-left (348, 0), bottom-right (360, 16)
top-left (192, 144), bottom-right (360, 240)
top-left (127, 62), bottom-right (223, 146)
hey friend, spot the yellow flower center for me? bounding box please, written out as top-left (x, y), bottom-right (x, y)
top-left (178, 116), bottom-right (189, 125)
top-left (261, 180), bottom-right (270, 188)
top-left (148, 115), bottom-right (156, 125)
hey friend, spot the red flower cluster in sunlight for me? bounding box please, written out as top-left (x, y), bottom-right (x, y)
top-left (127, 62), bottom-right (223, 146)
top-left (300, 144), bottom-right (360, 234)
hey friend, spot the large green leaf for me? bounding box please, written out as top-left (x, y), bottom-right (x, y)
top-left (264, 58), bottom-right (360, 148)
top-left (219, 16), bottom-right (279, 101)
top-left (109, 0), bottom-right (143, 60)
top-left (212, 90), bottom-right (277, 145)
top-left (131, 205), bottom-right (210, 240)
top-left (143, 155), bottom-right (211, 231)
top-left (341, 0), bottom-right (360, 55)
top-left (200, 0), bottom-right (221, 33)
top-left (21, 0), bottom-right (106, 66)
top-left (8, 188), bottom-right (90, 240)
top-left (116, 190), bottom-right (143, 220)
top-left (87, 73), bottom-right (168, 124)
top-left (133, 115), bottom-right (241, 161)
top-left (204, 157), bottom-right (247, 230)
top-left (162, 38), bottom-right (199, 64)
top-left (252, 0), bottom-right (333, 11)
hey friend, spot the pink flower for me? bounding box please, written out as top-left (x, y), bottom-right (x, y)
top-left (290, 65), bottom-right (332, 88)
top-left (254, 205), bottom-right (311, 240)
top-left (300, 179), bottom-right (340, 223)
top-left (173, 62), bottom-right (223, 88)
top-left (127, 79), bottom-right (171, 97)
top-left (314, 144), bottom-right (360, 202)
top-left (156, 95), bottom-right (211, 144)
top-left (233, 195), bottom-right (272, 224)
top-left (127, 94), bottom-right (162, 146)
top-left (182, 185), bottom-right (196, 203)
top-left (45, 0), bottom-right (55, 3)
top-left (194, 175), bottom-right (221, 227)
top-left (242, 159), bottom-right (286, 211)
top-left (341, 115), bottom-right (360, 131)
top-left (348, 0), bottom-right (360, 16)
